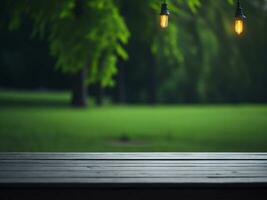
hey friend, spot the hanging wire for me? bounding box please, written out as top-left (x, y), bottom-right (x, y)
top-left (237, 0), bottom-right (240, 8)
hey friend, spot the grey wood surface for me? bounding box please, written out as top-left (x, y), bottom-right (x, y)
top-left (1, 153), bottom-right (267, 186)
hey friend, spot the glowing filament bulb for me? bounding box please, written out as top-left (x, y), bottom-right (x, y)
top-left (235, 19), bottom-right (244, 35)
top-left (160, 15), bottom-right (168, 28)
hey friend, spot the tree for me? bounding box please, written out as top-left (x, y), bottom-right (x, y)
top-left (3, 0), bottom-right (129, 107)
top-left (118, 0), bottom-right (254, 104)
top-left (119, 0), bottom-right (202, 104)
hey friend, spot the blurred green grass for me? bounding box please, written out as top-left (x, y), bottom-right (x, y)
top-left (0, 90), bottom-right (267, 152)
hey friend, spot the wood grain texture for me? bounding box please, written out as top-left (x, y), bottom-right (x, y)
top-left (1, 153), bottom-right (267, 160)
top-left (1, 153), bottom-right (267, 186)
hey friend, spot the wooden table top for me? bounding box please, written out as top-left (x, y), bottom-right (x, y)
top-left (1, 153), bottom-right (267, 186)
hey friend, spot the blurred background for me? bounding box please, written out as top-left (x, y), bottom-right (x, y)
top-left (0, 0), bottom-right (267, 152)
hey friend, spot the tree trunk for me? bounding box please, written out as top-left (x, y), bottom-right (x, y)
top-left (71, 66), bottom-right (88, 107)
top-left (70, 0), bottom-right (88, 107)
top-left (147, 52), bottom-right (157, 104)
top-left (96, 83), bottom-right (104, 106)
top-left (116, 61), bottom-right (126, 103)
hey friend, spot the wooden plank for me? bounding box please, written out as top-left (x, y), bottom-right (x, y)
top-left (1, 153), bottom-right (267, 186)
top-left (1, 159), bottom-right (267, 163)
top-left (1, 167), bottom-right (267, 176)
top-left (0, 165), bottom-right (267, 171)
top-left (2, 177), bottom-right (267, 184)
top-left (1, 165), bottom-right (267, 170)
top-left (2, 160), bottom-right (267, 165)
top-left (0, 162), bottom-right (266, 167)
top-left (0, 171), bottom-right (267, 179)
top-left (0, 163), bottom-right (267, 169)
top-left (1, 153), bottom-right (267, 160)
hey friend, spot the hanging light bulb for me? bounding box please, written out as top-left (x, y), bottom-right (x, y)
top-left (160, 1), bottom-right (170, 28)
top-left (234, 0), bottom-right (246, 35)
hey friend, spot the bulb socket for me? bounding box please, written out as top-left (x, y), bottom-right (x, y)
top-left (235, 1), bottom-right (246, 20)
top-left (160, 3), bottom-right (170, 16)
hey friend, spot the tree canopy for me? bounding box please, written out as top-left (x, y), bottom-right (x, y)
top-left (6, 0), bottom-right (129, 87)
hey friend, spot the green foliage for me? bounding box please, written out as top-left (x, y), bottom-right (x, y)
top-left (2, 0), bottom-right (267, 103)
top-left (148, 0), bottom-right (256, 103)
top-left (6, 0), bottom-right (129, 87)
top-left (187, 0), bottom-right (202, 13)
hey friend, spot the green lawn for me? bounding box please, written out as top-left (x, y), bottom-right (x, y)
top-left (0, 90), bottom-right (267, 152)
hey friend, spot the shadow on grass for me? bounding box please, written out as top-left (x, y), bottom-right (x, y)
top-left (0, 99), bottom-right (69, 108)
